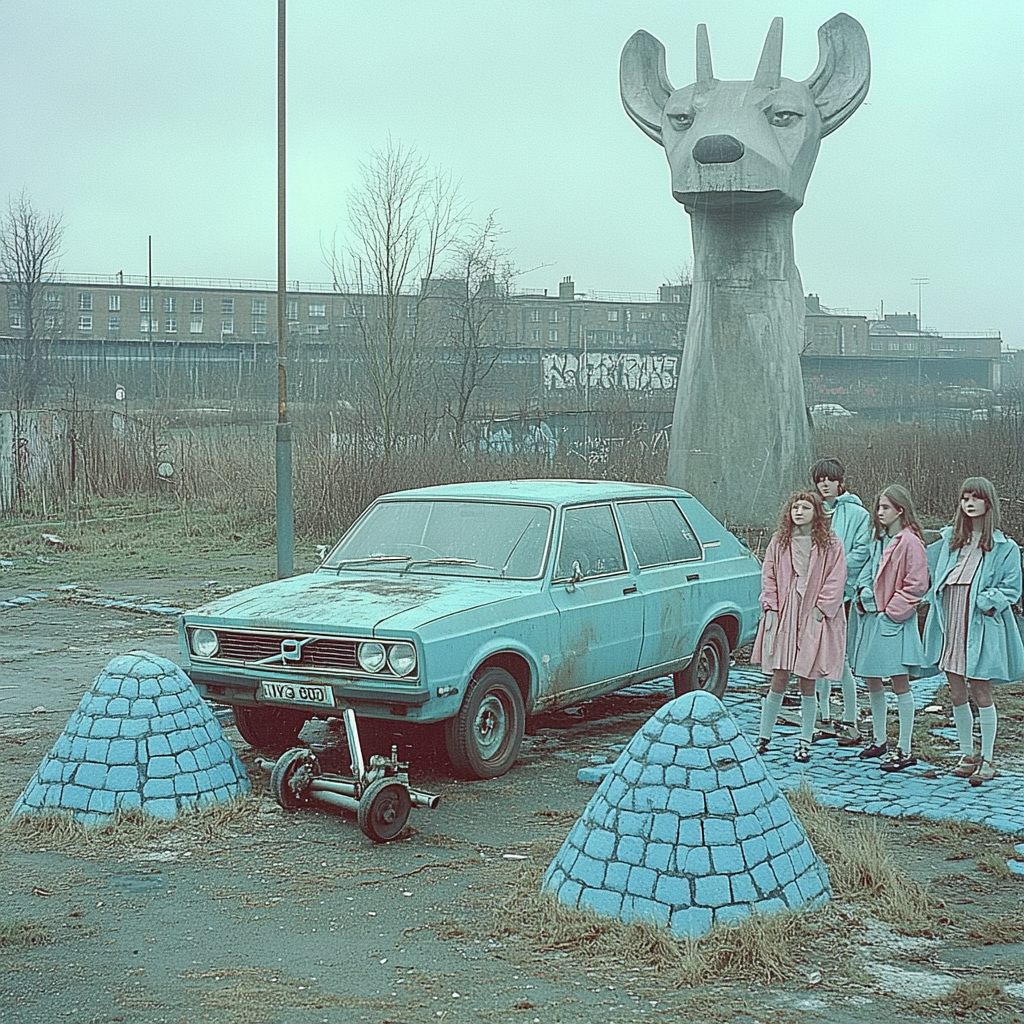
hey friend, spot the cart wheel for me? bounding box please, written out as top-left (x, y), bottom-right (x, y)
top-left (270, 747), bottom-right (316, 811)
top-left (357, 778), bottom-right (411, 842)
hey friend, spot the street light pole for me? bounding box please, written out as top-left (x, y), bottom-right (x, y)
top-left (911, 277), bottom-right (929, 399)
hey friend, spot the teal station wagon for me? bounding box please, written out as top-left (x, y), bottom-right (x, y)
top-left (179, 480), bottom-right (762, 779)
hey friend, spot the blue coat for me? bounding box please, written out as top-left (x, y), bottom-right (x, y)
top-left (826, 492), bottom-right (871, 600)
top-left (922, 527), bottom-right (1024, 684)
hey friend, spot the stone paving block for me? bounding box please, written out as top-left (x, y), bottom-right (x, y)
top-left (616, 835), bottom-right (645, 866)
top-left (669, 905), bottom-right (712, 938)
top-left (710, 844), bottom-right (745, 875)
top-left (580, 887), bottom-right (622, 918)
top-left (706, 788), bottom-right (737, 816)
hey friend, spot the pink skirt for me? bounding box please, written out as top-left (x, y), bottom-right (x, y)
top-left (938, 583), bottom-right (970, 675)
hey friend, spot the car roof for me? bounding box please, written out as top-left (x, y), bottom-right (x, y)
top-left (378, 479), bottom-right (695, 505)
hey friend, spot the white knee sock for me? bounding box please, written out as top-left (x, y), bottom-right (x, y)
top-left (896, 691), bottom-right (915, 754)
top-left (801, 695), bottom-right (818, 742)
top-left (869, 689), bottom-right (888, 745)
top-left (978, 705), bottom-right (997, 762)
top-left (952, 702), bottom-right (975, 756)
top-left (840, 662), bottom-right (857, 723)
top-left (760, 689), bottom-right (785, 741)
top-left (815, 679), bottom-right (831, 721)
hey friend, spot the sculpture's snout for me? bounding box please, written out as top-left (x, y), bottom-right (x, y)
top-left (692, 135), bottom-right (744, 164)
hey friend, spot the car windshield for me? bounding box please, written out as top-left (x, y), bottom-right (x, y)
top-left (321, 500), bottom-right (553, 579)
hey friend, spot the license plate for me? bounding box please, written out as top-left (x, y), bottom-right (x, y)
top-left (259, 680), bottom-right (336, 708)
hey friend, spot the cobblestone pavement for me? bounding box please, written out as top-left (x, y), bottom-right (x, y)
top-left (588, 668), bottom-right (1024, 841)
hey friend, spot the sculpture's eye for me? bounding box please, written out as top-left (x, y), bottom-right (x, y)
top-left (769, 109), bottom-right (803, 128)
top-left (667, 111), bottom-right (694, 131)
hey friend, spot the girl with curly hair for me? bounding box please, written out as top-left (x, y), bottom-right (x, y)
top-left (848, 484), bottom-right (929, 772)
top-left (923, 477), bottom-right (1024, 784)
top-left (752, 491), bottom-right (848, 763)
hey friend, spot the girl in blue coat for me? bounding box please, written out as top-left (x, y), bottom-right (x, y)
top-left (923, 477), bottom-right (1024, 785)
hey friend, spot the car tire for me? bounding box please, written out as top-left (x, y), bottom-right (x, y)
top-left (444, 666), bottom-right (525, 780)
top-left (233, 704), bottom-right (309, 753)
top-left (672, 623), bottom-right (730, 699)
top-left (270, 746), bottom-right (315, 811)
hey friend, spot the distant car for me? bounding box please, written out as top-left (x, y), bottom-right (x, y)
top-left (178, 480), bottom-right (763, 779)
top-left (810, 403), bottom-right (855, 419)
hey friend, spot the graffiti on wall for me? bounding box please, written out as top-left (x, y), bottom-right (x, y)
top-left (542, 351), bottom-right (680, 392)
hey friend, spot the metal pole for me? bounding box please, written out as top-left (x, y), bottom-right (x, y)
top-left (275, 0), bottom-right (294, 578)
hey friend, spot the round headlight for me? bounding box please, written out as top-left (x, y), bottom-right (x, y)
top-left (357, 641), bottom-right (386, 673)
top-left (191, 627), bottom-right (219, 658)
top-left (387, 642), bottom-right (416, 677)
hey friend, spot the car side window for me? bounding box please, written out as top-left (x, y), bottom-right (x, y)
top-left (617, 499), bottom-right (702, 567)
top-left (554, 504), bottom-right (626, 580)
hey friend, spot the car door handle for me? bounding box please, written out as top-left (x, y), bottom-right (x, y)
top-left (622, 585), bottom-right (638, 595)
top-left (686, 574), bottom-right (700, 581)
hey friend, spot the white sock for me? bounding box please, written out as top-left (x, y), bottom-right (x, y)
top-left (978, 705), bottom-right (997, 762)
top-left (869, 689), bottom-right (888, 745)
top-left (840, 663), bottom-right (857, 723)
top-left (896, 691), bottom-right (915, 754)
top-left (952, 702), bottom-right (975, 756)
top-left (815, 679), bottom-right (831, 720)
top-left (801, 696), bottom-right (818, 742)
top-left (760, 690), bottom-right (785, 741)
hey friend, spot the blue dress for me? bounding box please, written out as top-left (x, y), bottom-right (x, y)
top-left (848, 535), bottom-right (928, 678)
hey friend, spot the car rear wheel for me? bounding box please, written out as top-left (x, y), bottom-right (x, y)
top-left (233, 704), bottom-right (309, 753)
top-left (444, 667), bottom-right (525, 780)
top-left (673, 623), bottom-right (730, 699)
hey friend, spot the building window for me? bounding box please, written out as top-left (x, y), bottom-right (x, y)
top-left (79, 293), bottom-right (93, 311)
top-left (307, 323), bottom-right (329, 336)
top-left (108, 294), bottom-right (121, 311)
top-left (548, 310), bottom-right (559, 323)
top-left (252, 320), bottom-right (266, 335)
top-left (252, 297), bottom-right (267, 315)
top-left (529, 309), bottom-right (541, 322)
top-left (403, 326), bottom-right (415, 340)
top-left (903, 342), bottom-right (916, 352)
top-left (222, 318), bottom-right (234, 335)
top-left (45, 291), bottom-right (62, 309)
top-left (286, 299), bottom-right (298, 320)
top-left (346, 301), bottom-right (364, 317)
top-left (165, 318), bottom-right (177, 334)
top-left (548, 329), bottom-right (558, 342)
top-left (309, 302), bottom-right (326, 317)
top-left (141, 316), bottom-right (158, 333)
top-left (870, 341), bottom-right (883, 351)
top-left (888, 342), bottom-right (899, 351)
top-left (607, 310), bottom-right (619, 321)
top-left (8, 291), bottom-right (22, 309)
top-left (190, 316), bottom-right (203, 334)
top-left (222, 297), bottom-right (234, 314)
top-left (140, 295), bottom-right (152, 312)
top-left (639, 310), bottom-right (651, 320)
top-left (531, 328), bottom-right (541, 342)
top-left (192, 297), bottom-right (204, 313)
top-left (10, 312), bottom-right (23, 328)
top-left (78, 315), bottom-right (93, 331)
top-left (405, 302), bottom-right (417, 317)
top-left (163, 296), bottom-right (177, 313)
top-left (108, 316), bottom-right (120, 333)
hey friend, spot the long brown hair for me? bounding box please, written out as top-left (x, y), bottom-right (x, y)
top-left (951, 476), bottom-right (1001, 552)
top-left (776, 491), bottom-right (832, 552)
top-left (870, 483), bottom-right (924, 541)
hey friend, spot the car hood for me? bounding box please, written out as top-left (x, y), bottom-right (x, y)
top-left (184, 570), bottom-right (540, 634)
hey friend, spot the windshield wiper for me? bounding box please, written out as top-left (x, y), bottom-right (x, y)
top-left (328, 555), bottom-right (413, 571)
top-left (406, 557), bottom-right (495, 572)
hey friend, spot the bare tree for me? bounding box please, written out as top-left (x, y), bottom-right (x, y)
top-left (0, 191), bottom-right (65, 408)
top-left (430, 215), bottom-right (520, 450)
top-left (324, 140), bottom-right (464, 451)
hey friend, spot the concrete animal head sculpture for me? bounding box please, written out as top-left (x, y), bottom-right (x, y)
top-left (621, 14), bottom-right (870, 212)
top-left (619, 15), bottom-right (870, 527)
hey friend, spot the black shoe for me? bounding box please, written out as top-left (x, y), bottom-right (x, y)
top-left (836, 722), bottom-right (863, 747)
top-left (756, 737), bottom-right (771, 755)
top-left (879, 747), bottom-right (917, 772)
top-left (794, 741), bottom-right (811, 763)
top-left (858, 742), bottom-right (888, 759)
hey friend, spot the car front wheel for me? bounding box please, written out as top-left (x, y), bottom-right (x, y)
top-left (233, 704), bottom-right (309, 753)
top-left (444, 667), bottom-right (525, 780)
top-left (673, 623), bottom-right (730, 699)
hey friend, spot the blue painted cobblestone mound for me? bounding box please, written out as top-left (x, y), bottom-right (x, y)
top-left (9, 651), bottom-right (250, 826)
top-left (542, 691), bottom-right (831, 939)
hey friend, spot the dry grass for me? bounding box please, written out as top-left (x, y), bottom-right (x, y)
top-left (924, 979), bottom-right (1017, 1019)
top-left (0, 918), bottom-right (51, 948)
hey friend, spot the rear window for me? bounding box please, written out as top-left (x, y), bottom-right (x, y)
top-left (616, 499), bottom-right (702, 567)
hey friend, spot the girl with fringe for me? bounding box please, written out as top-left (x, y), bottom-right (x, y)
top-left (752, 491), bottom-right (847, 763)
top-left (922, 477), bottom-right (1024, 785)
top-left (848, 484), bottom-right (929, 771)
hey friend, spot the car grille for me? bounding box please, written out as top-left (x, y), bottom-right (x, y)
top-left (214, 629), bottom-right (360, 672)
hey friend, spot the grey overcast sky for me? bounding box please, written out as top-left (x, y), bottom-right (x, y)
top-left (2, 1), bottom-right (1022, 347)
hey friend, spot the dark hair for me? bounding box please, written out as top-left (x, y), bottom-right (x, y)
top-left (810, 457), bottom-right (846, 490)
top-left (871, 483), bottom-right (924, 541)
top-left (776, 491), bottom-right (833, 552)
top-left (951, 476), bottom-right (1001, 552)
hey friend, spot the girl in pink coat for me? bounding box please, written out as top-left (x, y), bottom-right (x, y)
top-left (752, 491), bottom-right (847, 763)
top-left (848, 484), bottom-right (930, 772)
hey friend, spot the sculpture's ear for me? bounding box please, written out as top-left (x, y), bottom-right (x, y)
top-left (620, 30), bottom-right (674, 145)
top-left (803, 13), bottom-right (870, 138)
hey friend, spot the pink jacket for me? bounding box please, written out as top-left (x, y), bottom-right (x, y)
top-left (857, 528), bottom-right (929, 623)
top-left (751, 533), bottom-right (848, 680)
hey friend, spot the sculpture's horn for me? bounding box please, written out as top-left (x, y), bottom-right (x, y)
top-left (752, 16), bottom-right (783, 89)
top-left (696, 23), bottom-right (713, 84)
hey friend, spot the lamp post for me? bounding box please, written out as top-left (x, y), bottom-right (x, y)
top-left (911, 277), bottom-right (929, 399)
